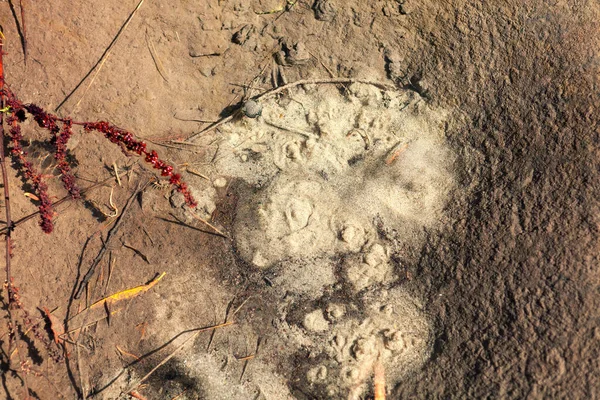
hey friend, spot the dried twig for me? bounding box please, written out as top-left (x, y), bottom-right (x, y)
top-left (256, 78), bottom-right (395, 100)
top-left (239, 337), bottom-right (260, 382)
top-left (0, 29), bottom-right (30, 399)
top-left (56, 0), bottom-right (146, 111)
top-left (75, 183), bottom-right (146, 299)
top-left (184, 111), bottom-right (240, 143)
top-left (189, 211), bottom-right (228, 238)
top-left (188, 51), bottom-right (225, 58)
top-left (185, 77), bottom-right (396, 142)
top-left (6, 0), bottom-right (26, 64)
top-left (123, 243), bottom-right (150, 264)
top-left (19, 0), bottom-right (26, 64)
top-left (101, 253), bottom-right (115, 298)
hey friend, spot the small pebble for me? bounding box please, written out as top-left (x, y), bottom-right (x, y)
top-left (200, 66), bottom-right (214, 77)
top-left (213, 177), bottom-right (227, 188)
top-left (242, 99), bottom-right (262, 118)
top-left (326, 303), bottom-right (345, 321)
top-left (303, 309), bottom-right (329, 332)
top-left (252, 251), bottom-right (269, 268)
top-left (170, 190), bottom-right (186, 209)
top-left (307, 365), bottom-right (328, 383)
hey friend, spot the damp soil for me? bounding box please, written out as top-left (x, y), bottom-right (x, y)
top-left (0, 1), bottom-right (599, 399)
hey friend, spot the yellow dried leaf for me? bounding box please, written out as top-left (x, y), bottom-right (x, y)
top-left (24, 192), bottom-right (40, 201)
top-left (90, 272), bottom-right (165, 310)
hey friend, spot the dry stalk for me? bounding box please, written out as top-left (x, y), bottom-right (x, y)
top-left (185, 77), bottom-right (397, 142)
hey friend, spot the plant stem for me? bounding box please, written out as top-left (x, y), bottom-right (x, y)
top-left (0, 34), bottom-right (14, 302)
top-left (0, 30), bottom-right (30, 399)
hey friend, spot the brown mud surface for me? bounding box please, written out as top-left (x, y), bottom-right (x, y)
top-left (0, 1), bottom-right (599, 399)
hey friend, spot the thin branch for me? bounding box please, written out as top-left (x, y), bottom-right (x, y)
top-left (55, 0), bottom-right (146, 111)
top-left (7, 0), bottom-right (26, 65)
top-left (19, 0), bottom-right (27, 64)
top-left (0, 28), bottom-right (30, 399)
top-left (184, 77), bottom-right (397, 142)
top-left (74, 182), bottom-right (146, 299)
top-left (254, 77), bottom-right (396, 101)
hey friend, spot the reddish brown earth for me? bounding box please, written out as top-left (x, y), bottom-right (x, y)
top-left (0, 0), bottom-right (599, 399)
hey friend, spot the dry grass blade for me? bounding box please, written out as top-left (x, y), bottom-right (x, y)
top-left (116, 345), bottom-right (141, 361)
top-left (170, 390), bottom-right (187, 400)
top-left (128, 390), bottom-right (148, 400)
top-left (385, 142), bottom-right (409, 165)
top-left (145, 30), bottom-right (169, 82)
top-left (189, 211), bottom-right (228, 238)
top-left (184, 113), bottom-right (238, 143)
top-left (77, 344), bottom-right (87, 400)
top-left (113, 162), bottom-right (122, 187)
top-left (184, 167), bottom-right (210, 181)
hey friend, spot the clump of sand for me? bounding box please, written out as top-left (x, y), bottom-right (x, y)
top-left (301, 288), bottom-right (430, 399)
top-left (217, 83), bottom-right (453, 271)
top-left (186, 82), bottom-right (455, 398)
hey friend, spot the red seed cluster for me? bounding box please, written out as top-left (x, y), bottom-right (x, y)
top-left (23, 101), bottom-right (80, 198)
top-left (6, 112), bottom-right (55, 233)
top-left (53, 119), bottom-right (80, 199)
top-left (83, 121), bottom-right (197, 208)
top-left (0, 85), bottom-right (197, 234)
top-left (5, 280), bottom-right (64, 363)
top-left (24, 103), bottom-right (60, 134)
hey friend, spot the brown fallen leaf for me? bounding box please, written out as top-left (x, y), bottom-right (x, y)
top-left (43, 307), bottom-right (65, 345)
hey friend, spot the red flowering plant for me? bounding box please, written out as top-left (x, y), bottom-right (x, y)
top-left (2, 88), bottom-right (197, 233)
top-left (0, 33), bottom-right (196, 398)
